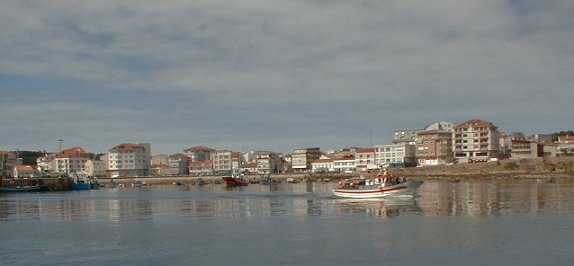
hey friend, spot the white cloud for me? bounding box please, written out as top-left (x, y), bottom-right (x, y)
top-left (1, 0), bottom-right (573, 153)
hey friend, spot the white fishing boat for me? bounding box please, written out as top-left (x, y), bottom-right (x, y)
top-left (332, 170), bottom-right (423, 199)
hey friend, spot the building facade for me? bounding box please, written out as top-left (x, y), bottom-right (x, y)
top-left (453, 119), bottom-right (500, 163)
top-left (375, 143), bottom-right (416, 167)
top-left (333, 156), bottom-right (356, 173)
top-left (392, 129), bottom-right (422, 144)
top-left (107, 143), bottom-right (151, 178)
top-left (256, 151), bottom-right (278, 174)
top-left (355, 148), bottom-right (377, 171)
top-left (416, 130), bottom-right (454, 166)
top-left (292, 147), bottom-right (321, 171)
top-left (184, 146), bottom-right (216, 162)
top-left (53, 147), bottom-right (90, 175)
top-left (213, 150), bottom-right (233, 175)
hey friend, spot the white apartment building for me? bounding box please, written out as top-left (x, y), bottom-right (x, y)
top-left (355, 148), bottom-right (377, 171)
top-left (453, 119), bottom-right (500, 163)
top-left (107, 143), bottom-right (151, 178)
top-left (292, 147), bottom-right (321, 171)
top-left (53, 147), bottom-right (90, 175)
top-left (213, 150), bottom-right (233, 175)
top-left (333, 157), bottom-right (356, 173)
top-left (311, 155), bottom-right (336, 173)
top-left (374, 143), bottom-right (416, 167)
top-left (256, 151), bottom-right (278, 174)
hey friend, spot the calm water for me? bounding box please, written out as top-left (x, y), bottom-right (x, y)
top-left (2, 179), bottom-right (574, 265)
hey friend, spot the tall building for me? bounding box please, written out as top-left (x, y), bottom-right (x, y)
top-left (453, 119), bottom-right (500, 163)
top-left (107, 143), bottom-right (151, 178)
top-left (213, 150), bottom-right (233, 175)
top-left (416, 130), bottom-right (454, 166)
top-left (256, 151), bottom-right (278, 174)
top-left (292, 147), bottom-right (321, 171)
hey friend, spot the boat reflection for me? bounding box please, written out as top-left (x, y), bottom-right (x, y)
top-left (336, 197), bottom-right (421, 218)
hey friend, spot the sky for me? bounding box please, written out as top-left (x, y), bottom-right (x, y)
top-left (1, 0), bottom-right (573, 155)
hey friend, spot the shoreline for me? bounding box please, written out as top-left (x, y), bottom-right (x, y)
top-left (95, 171), bottom-right (574, 186)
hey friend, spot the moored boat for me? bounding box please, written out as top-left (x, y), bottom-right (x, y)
top-left (332, 170), bottom-right (423, 199)
top-left (70, 173), bottom-right (91, 190)
top-left (0, 184), bottom-right (47, 192)
top-left (222, 174), bottom-right (249, 186)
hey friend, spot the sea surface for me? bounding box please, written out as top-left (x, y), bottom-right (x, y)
top-left (2, 178), bottom-right (574, 265)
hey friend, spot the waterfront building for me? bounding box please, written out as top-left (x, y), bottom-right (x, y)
top-left (375, 143), bottom-right (416, 167)
top-left (292, 147), bottom-right (321, 172)
top-left (239, 162), bottom-right (258, 174)
top-left (150, 163), bottom-right (170, 176)
top-left (416, 130), bottom-right (454, 166)
top-left (510, 139), bottom-right (542, 159)
top-left (53, 147), bottom-right (90, 175)
top-left (392, 129), bottom-right (422, 144)
top-left (169, 154), bottom-right (190, 176)
top-left (256, 151), bottom-right (278, 174)
top-left (333, 156), bottom-right (356, 173)
top-left (85, 156), bottom-right (107, 177)
top-left (311, 155), bottom-right (335, 173)
top-left (557, 135), bottom-right (574, 156)
top-left (188, 160), bottom-right (213, 176)
top-left (107, 143), bottom-right (151, 178)
top-left (453, 119), bottom-right (500, 163)
top-left (184, 146), bottom-right (216, 162)
top-left (1, 150), bottom-right (17, 178)
top-left (213, 150), bottom-right (233, 175)
top-left (151, 154), bottom-right (170, 166)
top-left (13, 165), bottom-right (38, 178)
top-left (355, 148), bottom-right (377, 171)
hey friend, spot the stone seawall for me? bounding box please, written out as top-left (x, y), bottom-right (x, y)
top-left (389, 157), bottom-right (574, 180)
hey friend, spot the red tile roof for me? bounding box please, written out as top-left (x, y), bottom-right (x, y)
top-left (184, 146), bottom-right (216, 152)
top-left (57, 147), bottom-right (90, 158)
top-left (356, 148), bottom-right (375, 153)
top-left (454, 119), bottom-right (495, 129)
top-left (109, 143), bottom-right (145, 153)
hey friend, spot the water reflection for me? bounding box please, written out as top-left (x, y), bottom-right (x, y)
top-left (1, 178), bottom-right (574, 222)
top-left (336, 197), bottom-right (421, 218)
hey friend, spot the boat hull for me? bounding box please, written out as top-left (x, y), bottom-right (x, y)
top-left (71, 183), bottom-right (91, 190)
top-left (222, 177), bottom-right (248, 186)
top-left (0, 185), bottom-right (46, 193)
top-left (332, 180), bottom-right (423, 198)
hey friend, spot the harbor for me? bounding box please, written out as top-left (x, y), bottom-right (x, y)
top-left (2, 178), bottom-right (574, 265)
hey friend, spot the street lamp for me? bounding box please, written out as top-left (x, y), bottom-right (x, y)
top-left (57, 139), bottom-right (64, 153)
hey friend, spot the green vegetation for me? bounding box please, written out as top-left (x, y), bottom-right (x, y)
top-left (552, 130), bottom-right (574, 141)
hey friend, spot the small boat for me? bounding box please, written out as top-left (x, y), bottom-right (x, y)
top-left (286, 177), bottom-right (299, 183)
top-left (332, 170), bottom-right (423, 199)
top-left (132, 180), bottom-right (143, 187)
top-left (0, 184), bottom-right (47, 193)
top-left (222, 174), bottom-right (249, 186)
top-left (107, 180), bottom-right (118, 188)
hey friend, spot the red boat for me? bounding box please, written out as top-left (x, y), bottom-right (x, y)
top-left (222, 175), bottom-right (249, 186)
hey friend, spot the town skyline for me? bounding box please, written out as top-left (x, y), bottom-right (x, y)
top-left (2, 119), bottom-right (571, 157)
top-left (2, 1), bottom-right (573, 155)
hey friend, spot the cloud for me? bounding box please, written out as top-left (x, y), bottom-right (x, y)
top-left (1, 0), bottom-right (573, 153)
